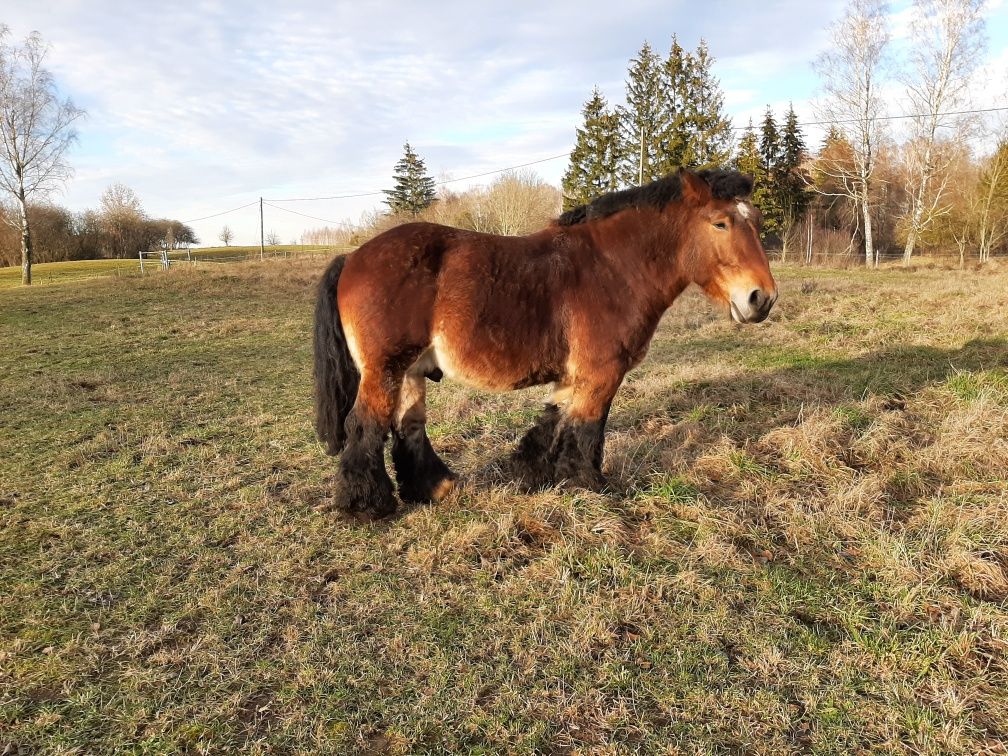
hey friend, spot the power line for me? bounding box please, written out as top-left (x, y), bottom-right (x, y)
top-left (261, 106), bottom-right (1007, 204)
top-left (262, 202), bottom-right (345, 226)
top-left (731, 105), bottom-right (1008, 131)
top-left (433, 151), bottom-right (570, 184)
top-left (264, 152), bottom-right (570, 203)
top-left (265, 189), bottom-right (385, 202)
top-left (182, 200), bottom-right (258, 223)
top-left (184, 104), bottom-right (1008, 219)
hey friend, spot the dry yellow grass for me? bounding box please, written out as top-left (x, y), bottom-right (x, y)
top-left (1, 257), bottom-right (1006, 754)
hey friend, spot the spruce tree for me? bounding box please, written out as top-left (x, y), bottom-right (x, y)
top-left (616, 42), bottom-right (669, 185)
top-left (562, 87), bottom-right (621, 210)
top-left (656, 35), bottom-right (691, 174)
top-left (384, 142), bottom-right (436, 216)
top-left (680, 40), bottom-right (733, 169)
top-left (755, 107), bottom-right (783, 236)
top-left (734, 119), bottom-right (761, 179)
top-left (778, 104), bottom-right (811, 232)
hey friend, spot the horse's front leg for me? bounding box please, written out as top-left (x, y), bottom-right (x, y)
top-left (550, 373), bottom-right (622, 492)
top-left (504, 402), bottom-right (562, 490)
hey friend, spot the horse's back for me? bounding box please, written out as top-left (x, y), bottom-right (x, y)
top-left (337, 221), bottom-right (575, 391)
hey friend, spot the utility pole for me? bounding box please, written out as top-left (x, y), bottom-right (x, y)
top-left (259, 197), bottom-right (265, 261)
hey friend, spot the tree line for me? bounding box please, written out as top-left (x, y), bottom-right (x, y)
top-left (343, 3), bottom-right (1008, 267)
top-left (0, 182), bottom-right (197, 267)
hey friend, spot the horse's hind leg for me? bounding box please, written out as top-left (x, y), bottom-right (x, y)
top-left (336, 369), bottom-right (399, 519)
top-left (391, 367), bottom-right (456, 504)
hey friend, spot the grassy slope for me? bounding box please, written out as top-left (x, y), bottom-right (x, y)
top-left (1, 259), bottom-right (1006, 754)
top-left (0, 246), bottom-right (349, 289)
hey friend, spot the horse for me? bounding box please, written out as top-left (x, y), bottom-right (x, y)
top-left (314, 167), bottom-right (777, 519)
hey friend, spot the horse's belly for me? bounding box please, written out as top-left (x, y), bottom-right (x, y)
top-left (431, 331), bottom-right (535, 392)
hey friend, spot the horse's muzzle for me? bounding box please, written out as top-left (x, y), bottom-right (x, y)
top-left (730, 287), bottom-right (777, 324)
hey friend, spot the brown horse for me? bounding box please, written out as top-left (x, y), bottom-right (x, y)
top-left (314, 168), bottom-right (776, 518)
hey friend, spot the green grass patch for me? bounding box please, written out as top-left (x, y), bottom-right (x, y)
top-left (944, 368), bottom-right (1008, 404)
top-left (744, 347), bottom-right (833, 371)
top-left (0, 245), bottom-right (351, 289)
top-left (636, 473), bottom-right (703, 504)
top-left (832, 405), bottom-right (874, 432)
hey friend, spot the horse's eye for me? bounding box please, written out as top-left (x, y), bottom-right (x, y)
top-left (713, 221), bottom-right (728, 231)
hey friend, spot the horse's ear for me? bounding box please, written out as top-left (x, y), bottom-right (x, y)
top-left (679, 169), bottom-right (712, 206)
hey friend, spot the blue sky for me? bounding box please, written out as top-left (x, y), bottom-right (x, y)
top-left (4, 1), bottom-right (1007, 245)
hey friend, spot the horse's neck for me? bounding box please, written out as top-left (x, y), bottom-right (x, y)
top-left (587, 210), bottom-right (691, 309)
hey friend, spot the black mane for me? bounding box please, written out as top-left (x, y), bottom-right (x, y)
top-left (557, 168), bottom-right (754, 226)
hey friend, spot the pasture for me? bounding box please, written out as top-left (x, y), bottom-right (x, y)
top-left (1, 258), bottom-right (1006, 753)
top-left (0, 246), bottom-right (349, 289)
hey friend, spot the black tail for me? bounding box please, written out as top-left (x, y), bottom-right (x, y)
top-left (314, 255), bottom-right (360, 455)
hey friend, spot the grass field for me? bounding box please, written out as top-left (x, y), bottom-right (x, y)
top-left (0, 246), bottom-right (351, 289)
top-left (1, 258), bottom-right (1006, 754)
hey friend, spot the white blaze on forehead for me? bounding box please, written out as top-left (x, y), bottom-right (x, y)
top-left (736, 201), bottom-right (751, 220)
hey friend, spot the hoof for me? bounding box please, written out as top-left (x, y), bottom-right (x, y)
top-left (431, 476), bottom-right (456, 502)
top-left (487, 450), bottom-right (556, 492)
top-left (398, 473), bottom-right (457, 505)
top-left (556, 468), bottom-right (609, 493)
top-left (336, 476), bottom-right (397, 520)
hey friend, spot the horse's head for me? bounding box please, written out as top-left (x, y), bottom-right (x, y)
top-left (679, 169), bottom-right (777, 324)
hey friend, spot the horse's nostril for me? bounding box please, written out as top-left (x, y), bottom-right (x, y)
top-left (749, 289), bottom-right (762, 307)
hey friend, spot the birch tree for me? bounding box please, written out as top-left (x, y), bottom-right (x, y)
top-left (973, 138), bottom-right (1008, 262)
top-left (900, 0), bottom-right (986, 263)
top-left (814, 0), bottom-right (890, 267)
top-left (0, 27), bottom-right (84, 285)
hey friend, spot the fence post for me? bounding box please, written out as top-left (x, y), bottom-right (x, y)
top-left (139, 250), bottom-right (144, 274)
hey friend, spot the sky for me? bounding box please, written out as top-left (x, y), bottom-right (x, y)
top-left (3, 0), bottom-right (1007, 246)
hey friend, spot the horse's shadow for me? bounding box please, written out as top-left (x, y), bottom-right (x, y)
top-left (623, 335), bottom-right (1005, 435)
top-left (371, 337), bottom-right (1006, 524)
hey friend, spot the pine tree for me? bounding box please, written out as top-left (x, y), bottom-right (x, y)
top-left (680, 40), bottom-right (734, 169)
top-left (755, 107), bottom-right (783, 236)
top-left (616, 42), bottom-right (669, 185)
top-left (384, 142), bottom-right (436, 217)
top-left (562, 87), bottom-right (621, 210)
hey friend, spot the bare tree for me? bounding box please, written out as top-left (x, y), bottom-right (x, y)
top-left (100, 182), bottom-right (143, 217)
top-left (98, 183), bottom-right (145, 257)
top-left (265, 229), bottom-right (281, 247)
top-left (813, 0), bottom-right (890, 267)
top-left (0, 27), bottom-right (84, 284)
top-left (219, 225), bottom-right (233, 246)
top-left (470, 171), bottom-right (562, 236)
top-left (900, 0), bottom-right (986, 263)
